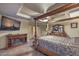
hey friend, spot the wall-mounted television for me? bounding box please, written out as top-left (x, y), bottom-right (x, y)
top-left (0, 16), bottom-right (21, 30)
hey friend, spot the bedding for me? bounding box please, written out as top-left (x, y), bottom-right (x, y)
top-left (37, 35), bottom-right (79, 56)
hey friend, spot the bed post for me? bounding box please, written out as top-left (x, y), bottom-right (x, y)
top-left (33, 18), bottom-right (38, 48)
top-left (35, 19), bottom-right (37, 41)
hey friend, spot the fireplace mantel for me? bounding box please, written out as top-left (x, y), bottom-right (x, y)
top-left (7, 34), bottom-right (27, 48)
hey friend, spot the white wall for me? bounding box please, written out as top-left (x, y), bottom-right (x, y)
top-left (0, 15), bottom-right (46, 49)
top-left (0, 36), bottom-right (7, 49)
top-left (49, 18), bottom-right (79, 38)
top-left (53, 18), bottom-right (79, 37)
top-left (0, 15), bottom-right (33, 49)
top-left (64, 19), bottom-right (79, 37)
top-left (32, 24), bottom-right (47, 38)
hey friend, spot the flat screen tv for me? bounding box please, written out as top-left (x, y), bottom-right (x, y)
top-left (0, 16), bottom-right (21, 30)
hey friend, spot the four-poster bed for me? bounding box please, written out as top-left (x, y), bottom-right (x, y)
top-left (33, 3), bottom-right (79, 56)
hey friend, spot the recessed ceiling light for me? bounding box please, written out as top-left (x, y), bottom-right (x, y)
top-left (46, 16), bottom-right (50, 19)
top-left (52, 20), bottom-right (56, 23)
top-left (39, 19), bottom-right (48, 22)
top-left (17, 13), bottom-right (31, 19)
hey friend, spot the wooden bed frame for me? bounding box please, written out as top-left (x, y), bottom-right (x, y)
top-left (33, 43), bottom-right (59, 56)
top-left (33, 4), bottom-right (79, 56)
top-left (35, 46), bottom-right (59, 56)
top-left (49, 32), bottom-right (69, 37)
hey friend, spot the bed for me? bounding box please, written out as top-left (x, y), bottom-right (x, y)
top-left (36, 35), bottom-right (79, 56)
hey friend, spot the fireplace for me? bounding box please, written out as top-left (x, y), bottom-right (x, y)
top-left (7, 34), bottom-right (27, 48)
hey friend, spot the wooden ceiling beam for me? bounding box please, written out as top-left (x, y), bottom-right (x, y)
top-left (34, 3), bottom-right (79, 20)
top-left (57, 16), bottom-right (79, 22)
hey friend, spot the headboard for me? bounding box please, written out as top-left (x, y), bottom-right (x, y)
top-left (49, 24), bottom-right (69, 37)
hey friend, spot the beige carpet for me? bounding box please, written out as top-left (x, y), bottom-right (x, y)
top-left (0, 43), bottom-right (44, 56)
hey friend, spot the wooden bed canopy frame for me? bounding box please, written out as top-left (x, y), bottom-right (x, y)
top-left (33, 3), bottom-right (79, 47)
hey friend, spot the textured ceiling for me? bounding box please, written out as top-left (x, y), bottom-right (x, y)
top-left (17, 3), bottom-right (56, 19)
top-left (47, 3), bottom-right (66, 12)
top-left (0, 3), bottom-right (65, 22)
top-left (0, 3), bottom-right (57, 19)
top-left (0, 3), bottom-right (22, 18)
top-left (23, 3), bottom-right (55, 13)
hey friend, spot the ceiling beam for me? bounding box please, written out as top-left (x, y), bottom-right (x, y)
top-left (57, 16), bottom-right (79, 22)
top-left (34, 3), bottom-right (79, 20)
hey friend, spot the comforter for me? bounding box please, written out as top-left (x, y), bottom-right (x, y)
top-left (37, 35), bottom-right (79, 56)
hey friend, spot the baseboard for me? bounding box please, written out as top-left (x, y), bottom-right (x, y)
top-left (0, 47), bottom-right (8, 50)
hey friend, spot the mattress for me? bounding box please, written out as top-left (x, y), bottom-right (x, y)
top-left (38, 35), bottom-right (79, 56)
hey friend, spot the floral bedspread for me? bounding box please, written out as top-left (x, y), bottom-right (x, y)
top-left (37, 36), bottom-right (79, 56)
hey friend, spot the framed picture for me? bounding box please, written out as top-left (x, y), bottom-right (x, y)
top-left (0, 16), bottom-right (21, 30)
top-left (71, 23), bottom-right (78, 28)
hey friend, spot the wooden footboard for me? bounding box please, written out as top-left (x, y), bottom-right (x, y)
top-left (36, 46), bottom-right (59, 56)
